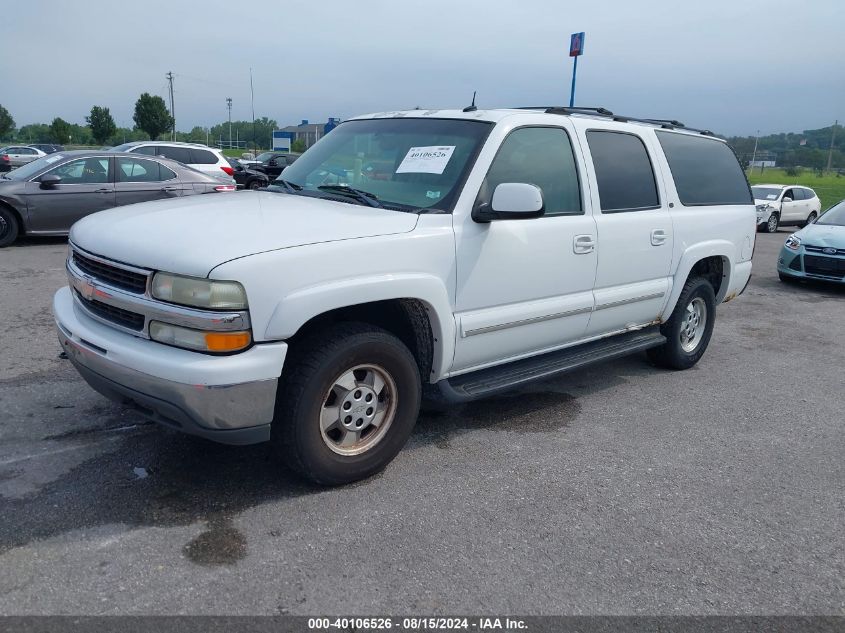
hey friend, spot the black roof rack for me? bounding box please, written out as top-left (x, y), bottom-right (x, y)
top-left (513, 106), bottom-right (714, 136)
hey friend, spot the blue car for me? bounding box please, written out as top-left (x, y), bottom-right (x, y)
top-left (778, 199), bottom-right (845, 283)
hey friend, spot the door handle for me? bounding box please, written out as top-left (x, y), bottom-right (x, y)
top-left (573, 234), bottom-right (596, 254)
top-left (94, 188), bottom-right (112, 193)
top-left (160, 186), bottom-right (178, 192)
top-left (650, 229), bottom-right (668, 246)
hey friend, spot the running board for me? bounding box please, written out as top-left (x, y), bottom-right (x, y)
top-left (436, 327), bottom-right (665, 402)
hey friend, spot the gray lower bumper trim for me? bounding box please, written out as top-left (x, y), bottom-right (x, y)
top-left (58, 333), bottom-right (276, 445)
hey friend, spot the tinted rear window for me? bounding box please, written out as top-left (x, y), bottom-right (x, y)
top-left (155, 146), bottom-right (192, 164)
top-left (656, 131), bottom-right (752, 206)
top-left (586, 131), bottom-right (659, 212)
top-left (191, 149), bottom-right (218, 164)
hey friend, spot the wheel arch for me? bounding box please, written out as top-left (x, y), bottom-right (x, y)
top-left (662, 242), bottom-right (735, 321)
top-left (264, 274), bottom-right (455, 382)
top-left (0, 199), bottom-right (25, 232)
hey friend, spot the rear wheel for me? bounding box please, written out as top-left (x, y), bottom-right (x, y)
top-left (271, 322), bottom-right (421, 486)
top-left (647, 276), bottom-right (716, 370)
top-left (802, 211), bottom-right (817, 227)
top-left (248, 180), bottom-right (263, 190)
top-left (0, 206), bottom-right (20, 248)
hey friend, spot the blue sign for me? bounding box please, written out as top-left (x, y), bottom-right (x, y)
top-left (569, 32), bottom-right (585, 57)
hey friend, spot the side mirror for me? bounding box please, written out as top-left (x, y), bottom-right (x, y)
top-left (40, 174), bottom-right (62, 188)
top-left (473, 183), bottom-right (545, 222)
top-left (782, 196), bottom-right (793, 203)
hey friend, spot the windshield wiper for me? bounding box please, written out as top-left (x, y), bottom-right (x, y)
top-left (274, 179), bottom-right (302, 194)
top-left (317, 185), bottom-right (382, 208)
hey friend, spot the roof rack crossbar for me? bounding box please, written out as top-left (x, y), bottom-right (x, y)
top-left (519, 106), bottom-right (715, 136)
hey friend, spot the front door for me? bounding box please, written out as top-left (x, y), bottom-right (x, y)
top-left (114, 156), bottom-right (185, 206)
top-left (24, 156), bottom-right (115, 232)
top-left (452, 124), bottom-right (597, 373)
top-left (579, 128), bottom-right (673, 336)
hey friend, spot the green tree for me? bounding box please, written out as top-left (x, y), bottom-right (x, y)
top-left (86, 106), bottom-right (117, 145)
top-left (50, 117), bottom-right (72, 144)
top-left (0, 104), bottom-right (14, 140)
top-left (17, 123), bottom-right (51, 143)
top-left (291, 139), bottom-right (307, 153)
top-left (133, 93), bottom-right (173, 140)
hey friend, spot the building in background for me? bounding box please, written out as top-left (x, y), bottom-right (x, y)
top-left (278, 118), bottom-right (341, 148)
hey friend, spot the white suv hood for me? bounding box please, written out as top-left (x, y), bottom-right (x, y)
top-left (70, 191), bottom-right (419, 277)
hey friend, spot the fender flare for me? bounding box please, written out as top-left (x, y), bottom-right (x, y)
top-left (263, 273), bottom-right (455, 381)
top-left (662, 241), bottom-right (735, 321)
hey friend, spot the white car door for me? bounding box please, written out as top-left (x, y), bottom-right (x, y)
top-left (577, 125), bottom-right (673, 337)
top-left (780, 188), bottom-right (801, 223)
top-left (451, 122), bottom-right (597, 374)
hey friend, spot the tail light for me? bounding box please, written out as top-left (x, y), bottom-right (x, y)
top-left (0, 155), bottom-right (9, 162)
top-left (214, 185), bottom-right (236, 192)
top-left (221, 166), bottom-right (234, 176)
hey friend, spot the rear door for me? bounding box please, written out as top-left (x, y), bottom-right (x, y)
top-left (24, 156), bottom-right (115, 232)
top-left (579, 127), bottom-right (673, 337)
top-left (114, 156), bottom-right (183, 205)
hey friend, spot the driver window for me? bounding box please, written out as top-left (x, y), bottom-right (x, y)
top-left (45, 158), bottom-right (110, 184)
top-left (483, 127), bottom-right (582, 216)
top-left (782, 189), bottom-right (794, 201)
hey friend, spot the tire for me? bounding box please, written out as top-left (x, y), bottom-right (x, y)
top-left (647, 276), bottom-right (716, 370)
top-left (0, 206), bottom-right (20, 248)
top-left (802, 211), bottom-right (817, 228)
top-left (271, 322), bottom-right (421, 486)
top-left (764, 212), bottom-right (779, 233)
top-left (248, 180), bottom-right (262, 190)
top-left (778, 272), bottom-right (796, 283)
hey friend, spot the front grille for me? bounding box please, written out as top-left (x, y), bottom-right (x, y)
top-left (72, 251), bottom-right (148, 294)
top-left (788, 256), bottom-right (802, 271)
top-left (805, 245), bottom-right (845, 256)
top-left (804, 255), bottom-right (845, 278)
top-left (75, 291), bottom-right (145, 331)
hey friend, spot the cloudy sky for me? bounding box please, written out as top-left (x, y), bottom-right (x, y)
top-left (2, 0), bottom-right (842, 136)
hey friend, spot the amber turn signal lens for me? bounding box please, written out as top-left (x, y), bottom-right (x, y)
top-left (204, 331), bottom-right (252, 352)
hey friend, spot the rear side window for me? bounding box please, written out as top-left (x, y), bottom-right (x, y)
top-left (117, 157), bottom-right (163, 182)
top-left (190, 149), bottom-right (218, 164)
top-left (155, 146), bottom-right (192, 164)
top-left (132, 145), bottom-right (157, 156)
top-left (656, 131), bottom-right (752, 206)
top-left (586, 131), bottom-right (659, 212)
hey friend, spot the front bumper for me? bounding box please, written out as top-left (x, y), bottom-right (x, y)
top-left (777, 247), bottom-right (845, 284)
top-left (53, 286), bottom-right (286, 444)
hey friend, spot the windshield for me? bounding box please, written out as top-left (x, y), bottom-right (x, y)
top-left (110, 142), bottom-right (136, 152)
top-left (255, 152), bottom-right (275, 162)
top-left (751, 186), bottom-right (782, 201)
top-left (817, 200), bottom-right (845, 226)
top-left (272, 118), bottom-right (492, 211)
top-left (4, 153), bottom-right (68, 180)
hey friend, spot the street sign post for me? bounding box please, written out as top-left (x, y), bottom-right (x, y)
top-left (569, 32), bottom-right (585, 108)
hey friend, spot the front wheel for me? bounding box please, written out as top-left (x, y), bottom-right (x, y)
top-left (764, 212), bottom-right (780, 233)
top-left (0, 206), bottom-right (20, 248)
top-left (648, 276), bottom-right (716, 370)
top-left (272, 322), bottom-right (421, 486)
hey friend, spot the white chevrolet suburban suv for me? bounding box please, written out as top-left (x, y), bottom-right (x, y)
top-left (54, 106), bottom-right (756, 485)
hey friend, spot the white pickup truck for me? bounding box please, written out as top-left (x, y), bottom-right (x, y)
top-left (54, 107), bottom-right (756, 484)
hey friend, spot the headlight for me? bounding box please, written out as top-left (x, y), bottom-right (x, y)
top-left (151, 273), bottom-right (247, 310)
top-left (149, 321), bottom-right (252, 353)
top-left (784, 234), bottom-right (801, 251)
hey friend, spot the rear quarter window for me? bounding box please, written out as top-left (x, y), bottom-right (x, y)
top-left (656, 131), bottom-right (752, 206)
top-left (586, 130), bottom-right (660, 212)
top-left (190, 149), bottom-right (219, 164)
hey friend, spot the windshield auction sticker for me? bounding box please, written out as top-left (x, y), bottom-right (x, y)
top-left (396, 146), bottom-right (456, 174)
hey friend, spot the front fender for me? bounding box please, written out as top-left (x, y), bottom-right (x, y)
top-left (264, 273), bottom-right (456, 381)
top-left (662, 240), bottom-right (735, 321)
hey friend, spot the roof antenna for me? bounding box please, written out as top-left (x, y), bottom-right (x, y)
top-left (463, 91), bottom-right (477, 112)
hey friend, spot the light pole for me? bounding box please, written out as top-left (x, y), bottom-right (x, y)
top-left (749, 130), bottom-right (759, 175)
top-left (226, 97), bottom-right (233, 149)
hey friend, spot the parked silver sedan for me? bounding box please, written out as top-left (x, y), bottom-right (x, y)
top-left (0, 145), bottom-right (47, 171)
top-left (0, 151), bottom-right (235, 247)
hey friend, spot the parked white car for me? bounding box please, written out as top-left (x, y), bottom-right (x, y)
top-left (109, 141), bottom-right (235, 183)
top-left (752, 184), bottom-right (821, 233)
top-left (54, 107), bottom-right (755, 485)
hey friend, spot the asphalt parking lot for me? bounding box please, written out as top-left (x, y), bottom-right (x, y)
top-left (0, 231), bottom-right (843, 615)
